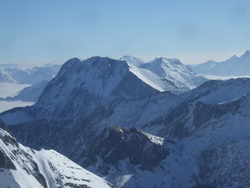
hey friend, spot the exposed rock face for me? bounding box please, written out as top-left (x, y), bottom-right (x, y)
top-left (84, 126), bottom-right (168, 172)
top-left (0, 125), bottom-right (113, 188)
top-left (0, 149), bottom-right (16, 170)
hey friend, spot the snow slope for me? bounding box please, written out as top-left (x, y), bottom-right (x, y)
top-left (192, 49), bottom-right (250, 76)
top-left (119, 55), bottom-right (146, 66)
top-left (0, 124), bottom-right (112, 188)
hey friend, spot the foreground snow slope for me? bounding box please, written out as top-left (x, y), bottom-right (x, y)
top-left (0, 123), bottom-right (112, 188)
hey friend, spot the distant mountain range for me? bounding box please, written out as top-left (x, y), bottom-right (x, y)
top-left (0, 56), bottom-right (206, 124)
top-left (0, 64), bottom-right (61, 84)
top-left (192, 49), bottom-right (250, 76)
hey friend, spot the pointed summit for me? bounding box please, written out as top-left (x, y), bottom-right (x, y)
top-left (241, 49), bottom-right (250, 58)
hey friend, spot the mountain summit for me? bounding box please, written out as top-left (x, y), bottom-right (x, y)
top-left (140, 57), bottom-right (206, 91)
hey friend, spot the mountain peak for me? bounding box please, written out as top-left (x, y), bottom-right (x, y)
top-left (119, 55), bottom-right (145, 66)
top-left (0, 56), bottom-right (160, 123)
top-left (242, 49), bottom-right (250, 58)
top-left (151, 57), bottom-right (182, 65)
top-left (227, 54), bottom-right (238, 62)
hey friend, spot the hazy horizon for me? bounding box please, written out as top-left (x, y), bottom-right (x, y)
top-left (1, 1), bottom-right (250, 66)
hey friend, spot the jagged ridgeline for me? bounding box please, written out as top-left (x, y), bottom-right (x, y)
top-left (0, 120), bottom-right (112, 188)
top-left (1, 56), bottom-right (250, 187)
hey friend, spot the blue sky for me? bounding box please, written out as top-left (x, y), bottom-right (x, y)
top-left (0, 0), bottom-right (250, 65)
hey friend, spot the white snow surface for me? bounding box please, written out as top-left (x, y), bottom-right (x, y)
top-left (119, 55), bottom-right (146, 66)
top-left (139, 130), bottom-right (164, 145)
top-left (129, 64), bottom-right (165, 91)
top-left (0, 128), bottom-right (112, 188)
top-left (140, 57), bottom-right (206, 90)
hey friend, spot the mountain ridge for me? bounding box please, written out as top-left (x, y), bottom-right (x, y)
top-left (192, 49), bottom-right (250, 76)
top-left (0, 121), bottom-right (113, 188)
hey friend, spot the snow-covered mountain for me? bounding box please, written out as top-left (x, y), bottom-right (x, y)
top-left (140, 57), bottom-right (207, 91)
top-left (2, 55), bottom-right (250, 187)
top-left (6, 78), bottom-right (250, 187)
top-left (0, 56), bottom-right (162, 124)
top-left (120, 55), bottom-right (207, 92)
top-left (0, 121), bottom-right (112, 188)
top-left (0, 80), bottom-right (48, 102)
top-left (192, 49), bottom-right (250, 76)
top-left (0, 64), bottom-right (61, 84)
top-left (119, 55), bottom-right (146, 66)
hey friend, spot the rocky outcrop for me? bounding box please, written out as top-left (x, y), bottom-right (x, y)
top-left (84, 126), bottom-right (168, 171)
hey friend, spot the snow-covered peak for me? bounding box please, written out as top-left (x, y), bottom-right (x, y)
top-left (150, 57), bottom-right (182, 66)
top-left (119, 55), bottom-right (145, 66)
top-left (140, 57), bottom-right (206, 90)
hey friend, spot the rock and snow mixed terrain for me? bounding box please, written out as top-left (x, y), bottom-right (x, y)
top-left (192, 49), bottom-right (250, 76)
top-left (121, 55), bottom-right (207, 92)
top-left (0, 121), bottom-right (112, 188)
top-left (0, 57), bottom-right (162, 124)
top-left (140, 57), bottom-right (206, 91)
top-left (1, 55), bottom-right (250, 187)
